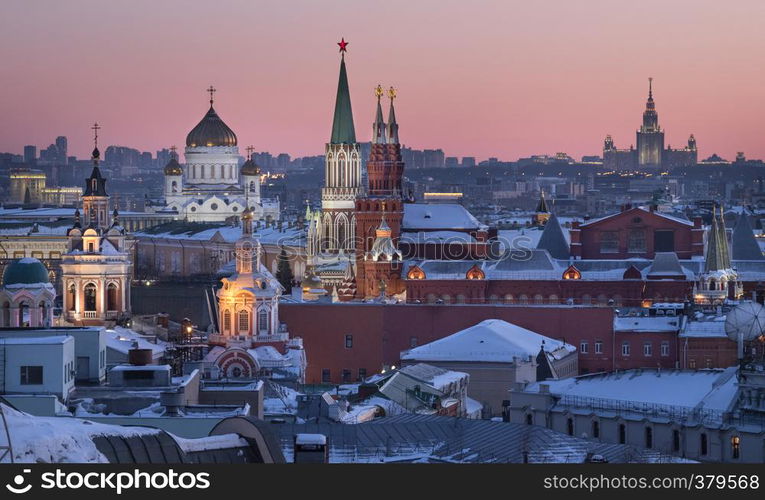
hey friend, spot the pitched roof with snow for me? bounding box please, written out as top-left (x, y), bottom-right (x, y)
top-left (401, 319), bottom-right (575, 363)
top-left (525, 367), bottom-right (738, 413)
top-left (403, 203), bottom-right (484, 231)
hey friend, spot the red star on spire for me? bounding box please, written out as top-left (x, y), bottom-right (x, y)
top-left (337, 38), bottom-right (349, 53)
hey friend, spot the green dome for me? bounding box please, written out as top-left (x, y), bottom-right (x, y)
top-left (3, 258), bottom-right (50, 286)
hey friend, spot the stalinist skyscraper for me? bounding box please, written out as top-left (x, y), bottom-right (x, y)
top-left (320, 38), bottom-right (362, 252)
top-left (636, 77), bottom-right (664, 167)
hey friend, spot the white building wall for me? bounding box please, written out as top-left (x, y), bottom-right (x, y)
top-left (2, 337), bottom-right (74, 399)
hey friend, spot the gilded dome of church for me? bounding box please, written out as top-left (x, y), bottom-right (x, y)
top-left (186, 106), bottom-right (237, 147)
top-left (240, 159), bottom-right (261, 176)
top-left (163, 157), bottom-right (183, 176)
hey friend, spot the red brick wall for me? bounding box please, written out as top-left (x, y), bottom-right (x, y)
top-left (406, 278), bottom-right (693, 307)
top-left (680, 337), bottom-right (738, 369)
top-left (613, 331), bottom-right (679, 370)
top-left (574, 207), bottom-right (703, 259)
top-left (280, 303), bottom-right (615, 384)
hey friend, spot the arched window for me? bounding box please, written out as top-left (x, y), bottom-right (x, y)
top-left (68, 283), bottom-right (76, 311)
top-left (258, 309), bottom-right (269, 334)
top-left (534, 294), bottom-right (544, 304)
top-left (504, 294), bottom-right (514, 304)
top-left (548, 294), bottom-right (559, 304)
top-left (238, 309), bottom-right (249, 333)
top-left (519, 294), bottom-right (529, 304)
top-left (84, 283), bottom-right (97, 312)
top-left (39, 301), bottom-right (47, 326)
top-left (526, 414), bottom-right (533, 425)
top-left (18, 301), bottom-right (30, 327)
top-left (107, 283), bottom-right (119, 311)
top-left (171, 181), bottom-right (178, 193)
top-left (456, 294), bottom-right (466, 304)
top-left (223, 310), bottom-right (231, 333)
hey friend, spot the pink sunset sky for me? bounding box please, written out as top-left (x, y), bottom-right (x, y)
top-left (0, 0), bottom-right (763, 162)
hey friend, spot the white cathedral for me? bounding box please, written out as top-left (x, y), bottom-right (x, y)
top-left (156, 87), bottom-right (280, 223)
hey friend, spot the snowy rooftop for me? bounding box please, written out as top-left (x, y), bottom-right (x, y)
top-left (2, 403), bottom-right (160, 463)
top-left (136, 222), bottom-right (306, 247)
top-left (0, 335), bottom-right (72, 345)
top-left (614, 316), bottom-right (682, 333)
top-left (680, 317), bottom-right (729, 338)
top-left (525, 367), bottom-right (739, 412)
top-left (401, 319), bottom-right (575, 363)
top-left (275, 414), bottom-right (689, 463)
top-left (105, 327), bottom-right (166, 356)
top-left (403, 203), bottom-right (484, 231)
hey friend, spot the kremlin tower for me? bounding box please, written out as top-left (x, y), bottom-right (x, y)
top-left (353, 85), bottom-right (407, 299)
top-left (320, 39), bottom-right (362, 253)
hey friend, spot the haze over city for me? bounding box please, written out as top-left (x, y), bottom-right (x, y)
top-left (1, 0), bottom-right (764, 160)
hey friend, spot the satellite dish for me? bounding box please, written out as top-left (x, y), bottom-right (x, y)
top-left (725, 302), bottom-right (765, 342)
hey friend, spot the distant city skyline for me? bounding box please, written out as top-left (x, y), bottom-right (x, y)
top-left (1, 0), bottom-right (764, 161)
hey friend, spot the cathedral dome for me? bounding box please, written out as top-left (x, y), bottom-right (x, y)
top-left (3, 258), bottom-right (50, 286)
top-left (164, 157), bottom-right (183, 176)
top-left (240, 159), bottom-right (261, 176)
top-left (186, 106), bottom-right (237, 147)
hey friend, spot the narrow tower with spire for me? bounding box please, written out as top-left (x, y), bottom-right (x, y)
top-left (353, 85), bottom-right (407, 299)
top-left (82, 122), bottom-right (110, 229)
top-left (636, 77), bottom-right (665, 167)
top-left (694, 205), bottom-right (742, 304)
top-left (321, 38), bottom-right (362, 253)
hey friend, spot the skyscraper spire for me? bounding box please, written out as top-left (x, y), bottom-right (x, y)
top-left (372, 85), bottom-right (386, 144)
top-left (330, 39), bottom-right (356, 144)
top-left (386, 86), bottom-right (399, 145)
top-left (648, 77), bottom-right (653, 100)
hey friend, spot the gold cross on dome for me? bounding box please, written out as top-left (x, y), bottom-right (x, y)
top-left (207, 85), bottom-right (216, 104)
top-left (246, 145), bottom-right (255, 159)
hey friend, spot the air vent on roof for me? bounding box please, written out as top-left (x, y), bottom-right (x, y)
top-left (424, 212), bottom-right (432, 219)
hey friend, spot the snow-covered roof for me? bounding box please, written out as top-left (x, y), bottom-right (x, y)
top-left (401, 319), bottom-right (576, 363)
top-left (0, 335), bottom-right (72, 345)
top-left (295, 434), bottom-right (327, 445)
top-left (525, 367), bottom-right (739, 412)
top-left (403, 203), bottom-right (484, 231)
top-left (2, 403), bottom-right (160, 463)
top-left (680, 317), bottom-right (728, 338)
top-left (105, 327), bottom-right (166, 356)
top-left (400, 231), bottom-right (477, 244)
top-left (136, 222), bottom-right (305, 248)
top-left (613, 316), bottom-right (681, 333)
top-left (398, 363), bottom-right (468, 391)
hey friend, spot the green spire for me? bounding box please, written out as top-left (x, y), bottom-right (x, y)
top-left (705, 207), bottom-right (731, 272)
top-left (330, 55), bottom-right (356, 144)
